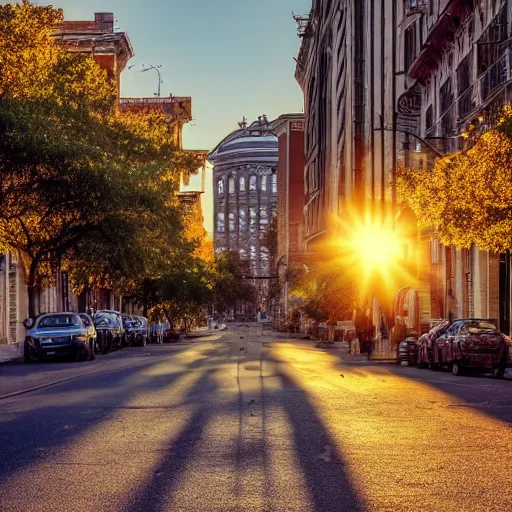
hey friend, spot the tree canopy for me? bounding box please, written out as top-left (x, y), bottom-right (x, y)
top-left (0, 1), bottom-right (201, 316)
top-left (397, 106), bottom-right (512, 253)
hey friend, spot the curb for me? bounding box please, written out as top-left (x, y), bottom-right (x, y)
top-left (0, 374), bottom-right (81, 401)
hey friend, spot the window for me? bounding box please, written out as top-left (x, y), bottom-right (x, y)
top-left (239, 248), bottom-right (247, 261)
top-left (228, 177), bottom-right (235, 195)
top-left (249, 207), bottom-right (257, 233)
top-left (404, 23), bottom-right (417, 73)
top-left (239, 176), bottom-right (246, 192)
top-left (239, 208), bottom-right (247, 232)
top-left (271, 174), bottom-right (277, 194)
top-left (261, 175), bottom-right (267, 191)
top-left (228, 212), bottom-right (236, 232)
top-left (260, 247), bottom-right (269, 262)
top-left (217, 180), bottom-right (224, 197)
top-left (259, 206), bottom-right (268, 230)
top-left (217, 212), bottom-right (225, 232)
top-left (425, 105), bottom-right (433, 132)
top-left (250, 245), bottom-right (257, 261)
top-left (249, 175), bottom-right (257, 191)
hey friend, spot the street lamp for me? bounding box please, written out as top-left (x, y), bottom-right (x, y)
top-left (141, 64), bottom-right (163, 97)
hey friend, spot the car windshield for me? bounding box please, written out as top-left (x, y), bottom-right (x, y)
top-left (466, 321), bottom-right (498, 335)
top-left (38, 314), bottom-right (81, 328)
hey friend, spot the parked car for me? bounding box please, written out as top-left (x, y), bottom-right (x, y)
top-left (431, 318), bottom-right (511, 377)
top-left (122, 314), bottom-right (137, 347)
top-left (93, 310), bottom-right (125, 354)
top-left (132, 316), bottom-right (149, 346)
top-left (397, 335), bottom-right (418, 366)
top-left (24, 312), bottom-right (95, 363)
top-left (78, 313), bottom-right (97, 358)
top-left (149, 322), bottom-right (169, 344)
top-left (417, 320), bottom-right (450, 369)
top-left (163, 326), bottom-right (183, 343)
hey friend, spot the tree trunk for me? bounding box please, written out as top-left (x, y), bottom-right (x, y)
top-left (143, 301), bottom-right (148, 319)
top-left (27, 258), bottom-right (39, 319)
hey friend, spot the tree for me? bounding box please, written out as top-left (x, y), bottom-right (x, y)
top-left (212, 251), bottom-right (256, 315)
top-left (0, 2), bottom-right (201, 316)
top-left (397, 106), bottom-right (512, 253)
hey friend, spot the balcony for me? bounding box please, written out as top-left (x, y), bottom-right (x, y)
top-left (433, 50), bottom-right (511, 138)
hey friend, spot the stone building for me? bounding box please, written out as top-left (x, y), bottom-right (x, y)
top-left (208, 118), bottom-right (279, 285)
top-left (406, 0), bottom-right (512, 333)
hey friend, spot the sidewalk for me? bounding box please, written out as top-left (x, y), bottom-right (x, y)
top-left (0, 342), bottom-right (22, 364)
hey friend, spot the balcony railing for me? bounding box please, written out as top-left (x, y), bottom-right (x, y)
top-left (435, 49), bottom-right (511, 135)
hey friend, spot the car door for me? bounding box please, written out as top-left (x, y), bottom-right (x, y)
top-left (437, 322), bottom-right (461, 362)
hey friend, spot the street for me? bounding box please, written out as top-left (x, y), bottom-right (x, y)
top-left (0, 328), bottom-right (511, 512)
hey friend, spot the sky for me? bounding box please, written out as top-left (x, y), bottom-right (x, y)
top-left (47, 0), bottom-right (311, 151)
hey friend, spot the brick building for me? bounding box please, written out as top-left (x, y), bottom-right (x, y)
top-left (271, 114), bottom-right (306, 323)
top-left (53, 12), bottom-right (134, 97)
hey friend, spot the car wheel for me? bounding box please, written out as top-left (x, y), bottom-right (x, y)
top-left (75, 342), bottom-right (87, 363)
top-left (88, 339), bottom-right (96, 361)
top-left (492, 366), bottom-right (505, 379)
top-left (452, 362), bottom-right (463, 376)
top-left (142, 336), bottom-right (147, 347)
top-left (23, 340), bottom-right (33, 364)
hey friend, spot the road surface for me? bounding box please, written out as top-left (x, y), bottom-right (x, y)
top-left (0, 327), bottom-right (511, 511)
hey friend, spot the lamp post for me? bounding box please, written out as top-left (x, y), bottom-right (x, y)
top-left (141, 64), bottom-right (163, 97)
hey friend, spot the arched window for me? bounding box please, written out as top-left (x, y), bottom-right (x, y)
top-left (249, 175), bottom-right (257, 191)
top-left (228, 212), bottom-right (236, 232)
top-left (239, 176), bottom-right (246, 192)
top-left (217, 180), bottom-right (224, 197)
top-left (261, 175), bottom-right (267, 191)
top-left (271, 174), bottom-right (277, 194)
top-left (228, 176), bottom-right (235, 195)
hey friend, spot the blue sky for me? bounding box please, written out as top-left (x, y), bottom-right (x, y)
top-left (47, 0), bottom-right (311, 151)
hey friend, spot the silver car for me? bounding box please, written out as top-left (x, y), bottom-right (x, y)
top-left (24, 312), bottom-right (95, 363)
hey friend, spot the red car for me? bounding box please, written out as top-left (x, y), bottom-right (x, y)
top-left (430, 318), bottom-right (511, 377)
top-left (417, 320), bottom-right (450, 369)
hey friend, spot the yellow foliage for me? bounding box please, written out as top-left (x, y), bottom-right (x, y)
top-left (398, 112), bottom-right (512, 252)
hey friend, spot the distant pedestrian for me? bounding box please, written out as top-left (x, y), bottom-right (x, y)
top-left (367, 340), bottom-right (373, 361)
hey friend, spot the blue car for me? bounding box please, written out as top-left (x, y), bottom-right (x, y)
top-left (24, 312), bottom-right (95, 363)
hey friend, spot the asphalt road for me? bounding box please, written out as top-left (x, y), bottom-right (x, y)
top-left (0, 328), bottom-right (511, 512)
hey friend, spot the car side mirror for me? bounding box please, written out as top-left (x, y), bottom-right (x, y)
top-left (23, 318), bottom-right (34, 329)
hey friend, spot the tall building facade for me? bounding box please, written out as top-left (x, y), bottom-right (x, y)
top-left (272, 114), bottom-right (306, 322)
top-left (294, 0), bottom-right (512, 340)
top-left (405, 0), bottom-right (510, 332)
top-left (208, 119), bottom-right (279, 279)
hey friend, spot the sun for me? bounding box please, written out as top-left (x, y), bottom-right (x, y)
top-left (326, 206), bottom-right (418, 303)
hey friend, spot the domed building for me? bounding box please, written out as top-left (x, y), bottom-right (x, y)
top-left (208, 117), bottom-right (278, 280)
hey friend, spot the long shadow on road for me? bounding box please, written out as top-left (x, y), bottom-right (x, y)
top-left (0, 344), bottom-right (194, 487)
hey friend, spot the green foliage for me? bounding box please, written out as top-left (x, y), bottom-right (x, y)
top-left (212, 251), bottom-right (257, 315)
top-left (0, 1), bottom-right (201, 316)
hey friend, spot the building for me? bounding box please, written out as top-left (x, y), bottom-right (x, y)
top-left (119, 96), bottom-right (192, 149)
top-left (208, 117), bottom-right (279, 311)
top-left (271, 114), bottom-right (306, 323)
top-left (53, 12), bottom-right (134, 97)
top-left (405, 0), bottom-right (510, 333)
